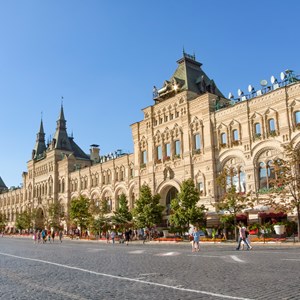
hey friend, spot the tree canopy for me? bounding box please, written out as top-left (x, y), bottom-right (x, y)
top-left (132, 184), bottom-right (164, 229)
top-left (0, 212), bottom-right (7, 232)
top-left (69, 195), bottom-right (91, 234)
top-left (169, 179), bottom-right (206, 233)
top-left (15, 210), bottom-right (32, 231)
top-left (112, 193), bottom-right (132, 229)
top-left (266, 141), bottom-right (300, 240)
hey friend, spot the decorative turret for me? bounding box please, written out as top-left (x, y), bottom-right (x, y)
top-left (153, 50), bottom-right (224, 103)
top-left (52, 104), bottom-right (72, 151)
top-left (49, 105), bottom-right (89, 160)
top-left (32, 119), bottom-right (47, 160)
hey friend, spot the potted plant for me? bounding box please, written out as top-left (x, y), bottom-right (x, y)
top-left (273, 222), bottom-right (286, 235)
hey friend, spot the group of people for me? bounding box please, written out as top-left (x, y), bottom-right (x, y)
top-left (106, 229), bottom-right (133, 245)
top-left (190, 223), bottom-right (253, 252)
top-left (32, 229), bottom-right (63, 244)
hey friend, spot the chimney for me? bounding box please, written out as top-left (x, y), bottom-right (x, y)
top-left (90, 144), bottom-right (100, 163)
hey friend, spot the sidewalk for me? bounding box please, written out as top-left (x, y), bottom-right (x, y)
top-left (3, 234), bottom-right (300, 247)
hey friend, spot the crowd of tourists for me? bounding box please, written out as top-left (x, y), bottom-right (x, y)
top-left (32, 229), bottom-right (63, 244)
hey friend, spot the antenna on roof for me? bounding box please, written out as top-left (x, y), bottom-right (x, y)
top-left (237, 89), bottom-right (244, 97)
top-left (228, 92), bottom-right (234, 99)
top-left (260, 79), bottom-right (268, 87)
top-left (248, 85), bottom-right (255, 93)
top-left (280, 71), bottom-right (286, 81)
top-left (270, 75), bottom-right (277, 84)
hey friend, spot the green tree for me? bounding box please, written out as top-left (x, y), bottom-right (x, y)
top-left (15, 210), bottom-right (32, 232)
top-left (267, 142), bottom-right (300, 241)
top-left (132, 184), bottom-right (164, 229)
top-left (69, 195), bottom-right (91, 236)
top-left (89, 198), bottom-right (111, 237)
top-left (215, 168), bottom-right (254, 240)
top-left (169, 179), bottom-right (206, 234)
top-left (0, 212), bottom-right (7, 232)
top-left (47, 201), bottom-right (65, 230)
top-left (112, 193), bottom-right (132, 230)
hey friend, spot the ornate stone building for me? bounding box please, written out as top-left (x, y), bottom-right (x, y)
top-left (1, 52), bottom-right (300, 230)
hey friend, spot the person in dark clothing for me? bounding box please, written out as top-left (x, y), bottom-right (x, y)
top-left (125, 229), bottom-right (130, 246)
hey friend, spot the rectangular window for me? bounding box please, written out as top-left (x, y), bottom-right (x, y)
top-left (221, 133), bottom-right (227, 144)
top-left (175, 140), bottom-right (181, 155)
top-left (269, 118), bottom-right (275, 132)
top-left (142, 150), bottom-right (147, 164)
top-left (255, 123), bottom-right (261, 134)
top-left (295, 112), bottom-right (300, 125)
top-left (194, 134), bottom-right (201, 150)
top-left (233, 129), bottom-right (239, 141)
top-left (157, 145), bottom-right (162, 160)
top-left (165, 143), bottom-right (171, 157)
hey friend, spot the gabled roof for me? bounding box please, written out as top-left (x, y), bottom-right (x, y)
top-left (69, 137), bottom-right (90, 160)
top-left (0, 176), bottom-right (7, 189)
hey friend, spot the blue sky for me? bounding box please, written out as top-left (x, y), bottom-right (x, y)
top-left (1, 1), bottom-right (300, 187)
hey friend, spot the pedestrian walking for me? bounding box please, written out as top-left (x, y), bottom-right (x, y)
top-left (59, 230), bottom-right (63, 243)
top-left (125, 229), bottom-right (130, 246)
top-left (37, 230), bottom-right (41, 243)
top-left (236, 224), bottom-right (251, 250)
top-left (110, 231), bottom-right (115, 244)
top-left (191, 227), bottom-right (201, 252)
top-left (41, 230), bottom-right (46, 243)
top-left (33, 231), bottom-right (37, 244)
top-left (51, 231), bottom-right (55, 243)
top-left (106, 232), bottom-right (110, 243)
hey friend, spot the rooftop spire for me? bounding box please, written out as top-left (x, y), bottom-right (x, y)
top-left (53, 104), bottom-right (72, 151)
top-left (33, 118), bottom-right (46, 160)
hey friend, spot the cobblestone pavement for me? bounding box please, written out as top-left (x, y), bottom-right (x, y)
top-left (1, 237), bottom-right (300, 300)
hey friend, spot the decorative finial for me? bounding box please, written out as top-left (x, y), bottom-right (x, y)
top-left (61, 96), bottom-right (64, 107)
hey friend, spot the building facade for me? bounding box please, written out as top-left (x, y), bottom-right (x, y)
top-left (1, 52), bottom-right (300, 230)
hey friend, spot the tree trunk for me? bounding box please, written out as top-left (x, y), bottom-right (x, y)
top-left (297, 205), bottom-right (300, 242)
top-left (234, 217), bottom-right (237, 241)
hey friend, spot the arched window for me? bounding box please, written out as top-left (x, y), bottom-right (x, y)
top-left (166, 187), bottom-right (178, 215)
top-left (198, 182), bottom-right (204, 196)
